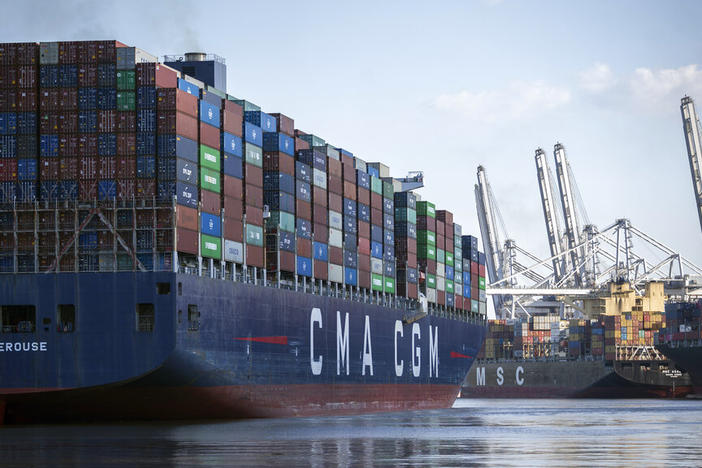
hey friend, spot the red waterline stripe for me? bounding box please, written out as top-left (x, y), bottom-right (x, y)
top-left (450, 351), bottom-right (473, 359)
top-left (235, 336), bottom-right (289, 345)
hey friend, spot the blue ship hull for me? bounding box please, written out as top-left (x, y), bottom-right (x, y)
top-left (0, 272), bottom-right (485, 423)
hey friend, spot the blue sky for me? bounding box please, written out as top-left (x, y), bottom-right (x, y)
top-left (4, 0), bottom-right (702, 269)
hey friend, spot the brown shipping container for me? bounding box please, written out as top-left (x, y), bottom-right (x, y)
top-left (371, 193), bottom-right (382, 209)
top-left (342, 163), bottom-right (355, 182)
top-left (437, 291), bottom-right (445, 306)
top-left (39, 158), bottom-right (59, 179)
top-left (371, 208), bottom-right (383, 225)
top-left (246, 245), bottom-right (264, 268)
top-left (136, 63), bottom-right (178, 88)
top-left (78, 63), bottom-right (97, 87)
top-left (358, 238), bottom-right (370, 255)
top-left (268, 251), bottom-right (295, 273)
top-left (357, 187), bottom-right (369, 205)
top-left (327, 175), bottom-right (342, 195)
top-left (343, 181), bottom-right (356, 200)
top-left (358, 221), bottom-right (370, 240)
top-left (436, 210), bottom-right (453, 225)
top-left (437, 234), bottom-right (445, 249)
top-left (328, 246), bottom-right (343, 265)
top-left (39, 113), bottom-right (58, 133)
top-left (16, 89), bottom-right (37, 111)
top-left (340, 154), bottom-right (353, 167)
top-left (223, 175), bottom-right (243, 198)
top-left (358, 253), bottom-right (370, 271)
top-left (98, 157), bottom-right (115, 178)
top-left (1, 89), bottom-right (17, 110)
top-left (222, 99), bottom-right (243, 116)
top-left (263, 152), bottom-right (295, 175)
top-left (115, 155), bottom-right (135, 178)
top-left (328, 192), bottom-right (342, 213)
top-left (313, 207), bottom-right (328, 226)
top-left (295, 138), bottom-right (309, 151)
top-left (313, 224), bottom-right (328, 242)
top-left (407, 237), bottom-right (417, 254)
top-left (246, 206), bottom-right (263, 225)
top-left (200, 121), bottom-right (220, 150)
top-left (98, 110), bottom-right (116, 132)
top-left (176, 205), bottom-right (198, 231)
top-left (436, 221), bottom-right (445, 236)
top-left (116, 111), bottom-right (136, 133)
top-left (223, 217), bottom-right (243, 242)
top-left (158, 111), bottom-right (198, 141)
top-left (117, 178), bottom-right (135, 199)
top-left (245, 184), bottom-right (263, 208)
top-left (312, 187), bottom-right (327, 207)
top-left (327, 158), bottom-right (342, 178)
top-left (200, 189), bottom-right (220, 214)
top-left (177, 228), bottom-right (198, 255)
top-left (297, 238), bottom-right (312, 257)
top-left (244, 163), bottom-right (262, 186)
top-left (296, 199), bottom-right (311, 220)
top-left (136, 179), bottom-right (156, 198)
top-left (417, 215), bottom-right (436, 231)
top-left (222, 109), bottom-right (243, 136)
top-left (59, 111), bottom-right (78, 133)
top-left (79, 156), bottom-right (97, 179)
top-left (269, 113), bottom-right (294, 136)
top-left (313, 260), bottom-right (328, 280)
top-left (79, 179), bottom-right (97, 199)
top-left (357, 270), bottom-right (370, 289)
top-left (157, 88), bottom-right (198, 117)
top-left (223, 195), bottom-right (243, 220)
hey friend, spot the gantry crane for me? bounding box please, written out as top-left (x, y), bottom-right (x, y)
top-left (680, 96), bottom-right (702, 235)
top-left (535, 148), bottom-right (565, 283)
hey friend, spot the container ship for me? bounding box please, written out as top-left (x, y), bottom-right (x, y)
top-left (0, 40), bottom-right (487, 423)
top-left (656, 300), bottom-right (702, 395)
top-left (461, 281), bottom-right (693, 398)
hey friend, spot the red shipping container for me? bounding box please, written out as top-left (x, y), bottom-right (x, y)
top-left (295, 138), bottom-right (309, 151)
top-left (244, 184), bottom-right (263, 208)
top-left (223, 197), bottom-right (244, 220)
top-left (99, 157), bottom-right (115, 178)
top-left (200, 189), bottom-right (220, 214)
top-left (371, 208), bottom-right (383, 225)
top-left (77, 63), bottom-right (97, 87)
top-left (358, 253), bottom-right (370, 270)
top-left (116, 134), bottom-right (136, 156)
top-left (136, 63), bottom-right (178, 88)
top-left (313, 223), bottom-right (328, 242)
top-left (157, 111), bottom-right (197, 141)
top-left (176, 227), bottom-right (198, 255)
top-left (223, 175), bottom-right (243, 198)
top-left (157, 88), bottom-right (198, 117)
top-left (437, 291), bottom-right (445, 306)
top-left (471, 261), bottom-right (479, 274)
top-left (221, 109), bottom-right (243, 137)
top-left (136, 179), bottom-right (156, 199)
top-left (358, 221), bottom-right (370, 240)
top-left (358, 237), bottom-right (370, 255)
top-left (267, 113), bottom-right (294, 136)
top-left (297, 238), bottom-right (312, 257)
top-left (246, 245), bottom-right (264, 268)
top-left (78, 135), bottom-right (98, 157)
top-left (328, 246), bottom-right (343, 265)
top-left (115, 155), bottom-right (135, 178)
top-left (479, 264), bottom-right (485, 276)
top-left (78, 156), bottom-right (97, 179)
top-left (39, 157), bottom-right (59, 180)
top-left (223, 217), bottom-right (243, 242)
top-left (357, 187), bottom-right (369, 205)
top-left (116, 111), bottom-right (136, 133)
top-left (0, 89), bottom-right (17, 111)
top-left (263, 152), bottom-right (294, 174)
top-left (327, 158), bottom-right (342, 177)
top-left (59, 111), bottom-right (78, 133)
top-left (407, 238), bottom-right (417, 254)
top-left (328, 192), bottom-right (342, 212)
top-left (116, 178), bottom-right (135, 199)
top-left (268, 251), bottom-right (295, 273)
top-left (59, 156), bottom-right (77, 179)
top-left (327, 175), bottom-right (342, 195)
top-left (40, 89), bottom-right (58, 110)
top-left (14, 65), bottom-right (37, 88)
top-left (245, 206), bottom-right (263, 226)
top-left (40, 112), bottom-right (59, 133)
top-left (200, 121), bottom-right (220, 150)
top-left (79, 179), bottom-right (97, 199)
top-left (342, 163), bottom-right (355, 182)
top-left (244, 163), bottom-right (262, 186)
top-left (176, 205), bottom-right (198, 231)
top-left (436, 221), bottom-right (445, 237)
top-left (296, 199), bottom-right (311, 220)
top-left (222, 98), bottom-right (243, 115)
top-left (0, 158), bottom-right (17, 181)
top-left (436, 234), bottom-right (445, 249)
top-left (313, 207), bottom-right (328, 225)
top-left (98, 110), bottom-right (117, 133)
top-left (357, 269), bottom-right (370, 289)
top-left (371, 193), bottom-right (382, 210)
top-left (436, 210), bottom-right (453, 225)
top-left (59, 88), bottom-right (77, 110)
top-left (313, 186), bottom-right (327, 207)
top-left (343, 181), bottom-right (356, 200)
top-left (313, 260), bottom-right (328, 280)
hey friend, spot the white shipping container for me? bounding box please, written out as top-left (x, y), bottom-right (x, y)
top-left (224, 240), bottom-right (244, 263)
top-left (183, 74), bottom-right (206, 89)
top-left (328, 210), bottom-right (343, 230)
top-left (39, 42), bottom-right (58, 64)
top-left (455, 283), bottom-right (463, 295)
top-left (354, 158), bottom-right (367, 172)
top-left (313, 169), bottom-right (327, 189)
top-left (479, 302), bottom-right (487, 315)
top-left (426, 288), bottom-right (437, 303)
top-left (328, 228), bottom-right (343, 248)
top-left (370, 258), bottom-right (383, 275)
top-left (116, 47), bottom-right (158, 70)
top-left (436, 263), bottom-right (445, 278)
top-left (328, 263), bottom-right (343, 283)
top-left (437, 276), bottom-right (445, 291)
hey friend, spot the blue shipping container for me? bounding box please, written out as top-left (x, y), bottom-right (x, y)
top-left (297, 256), bottom-right (312, 277)
top-left (176, 158), bottom-right (198, 184)
top-left (17, 158), bottom-right (37, 180)
top-left (39, 134), bottom-right (58, 157)
top-left (39, 180), bottom-right (59, 201)
top-left (384, 213), bottom-right (394, 231)
top-left (157, 181), bottom-right (176, 201)
top-left (244, 111), bottom-right (276, 133)
top-left (358, 203), bottom-right (370, 222)
top-left (243, 121), bottom-right (262, 146)
top-left (97, 63), bottom-right (116, 87)
top-left (177, 78), bottom-right (199, 96)
top-left (16, 181), bottom-right (36, 201)
top-left (296, 218), bottom-right (312, 239)
top-left (97, 88), bottom-right (117, 110)
top-left (446, 266), bottom-right (454, 281)
top-left (136, 155), bottom-right (156, 178)
top-left (201, 212), bottom-right (222, 237)
top-left (58, 65), bottom-right (78, 88)
top-left (383, 244), bottom-right (394, 261)
top-left (98, 180), bottom-right (116, 200)
top-left (222, 132), bottom-right (242, 157)
top-left (40, 65), bottom-right (59, 88)
top-left (344, 251), bottom-right (357, 268)
top-left (367, 166), bottom-right (380, 178)
top-left (199, 101), bottom-right (221, 128)
top-left (262, 133), bottom-right (294, 156)
top-left (157, 134), bottom-right (198, 162)
top-left (59, 180), bottom-right (77, 200)
top-left (137, 86), bottom-right (157, 109)
top-left (343, 232), bottom-right (356, 252)
top-left (343, 215), bottom-right (357, 234)
top-left (0, 113), bottom-right (17, 135)
top-left (384, 261), bottom-right (395, 277)
top-left (137, 109), bottom-right (157, 133)
top-left (263, 172), bottom-right (295, 194)
top-left (78, 111), bottom-right (97, 133)
top-left (0, 181), bottom-right (16, 202)
top-left (345, 267), bottom-right (357, 286)
top-left (295, 162), bottom-right (311, 183)
top-left (176, 181), bottom-right (198, 208)
top-left (343, 198), bottom-right (357, 217)
top-left (371, 241), bottom-right (383, 259)
top-left (222, 153), bottom-right (243, 179)
top-left (98, 133), bottom-right (116, 156)
top-left (313, 242), bottom-right (328, 261)
top-left (17, 113), bottom-right (37, 135)
top-left (371, 225), bottom-right (383, 243)
top-left (296, 181), bottom-right (311, 202)
top-left (384, 229), bottom-right (394, 245)
top-left (279, 231), bottom-right (296, 252)
top-left (136, 133), bottom-right (156, 155)
top-left (264, 191), bottom-right (295, 213)
top-left (78, 88), bottom-right (97, 110)
top-left (357, 170), bottom-right (370, 189)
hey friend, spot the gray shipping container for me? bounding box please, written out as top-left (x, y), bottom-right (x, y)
top-left (224, 240), bottom-right (244, 263)
top-left (370, 258), bottom-right (383, 275)
top-left (328, 210), bottom-right (343, 230)
top-left (39, 42), bottom-right (58, 64)
top-left (117, 47), bottom-right (158, 70)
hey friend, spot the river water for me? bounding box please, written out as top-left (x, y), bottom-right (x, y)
top-left (1, 399), bottom-right (700, 467)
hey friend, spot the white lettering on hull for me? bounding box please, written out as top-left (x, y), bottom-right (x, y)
top-left (0, 342), bottom-right (47, 352)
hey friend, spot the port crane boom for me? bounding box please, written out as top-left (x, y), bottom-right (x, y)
top-left (680, 96), bottom-right (702, 235)
top-left (554, 143), bottom-right (583, 285)
top-left (535, 148), bottom-right (565, 283)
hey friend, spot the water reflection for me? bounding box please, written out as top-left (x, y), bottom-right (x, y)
top-left (1, 400), bottom-right (700, 467)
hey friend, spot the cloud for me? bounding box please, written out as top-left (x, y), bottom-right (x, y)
top-left (434, 81), bottom-right (571, 123)
top-left (629, 64), bottom-right (702, 107)
top-left (579, 63), bottom-right (616, 93)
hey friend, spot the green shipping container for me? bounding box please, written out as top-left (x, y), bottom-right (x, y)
top-left (205, 85), bottom-right (226, 99)
top-left (265, 211), bottom-right (295, 233)
top-left (382, 181), bottom-right (394, 199)
top-left (437, 249), bottom-right (445, 263)
top-left (417, 243), bottom-right (436, 260)
top-left (416, 201), bottom-right (436, 218)
top-left (446, 252), bottom-right (454, 267)
top-left (244, 143), bottom-right (263, 168)
top-left (371, 176), bottom-right (382, 194)
top-left (245, 224), bottom-right (264, 246)
top-left (200, 144), bottom-right (221, 171)
top-left (233, 99), bottom-right (261, 112)
top-left (371, 273), bottom-right (384, 292)
top-left (200, 234), bottom-right (222, 259)
top-left (116, 70), bottom-right (135, 90)
top-left (200, 167), bottom-right (221, 193)
top-left (384, 276), bottom-right (395, 294)
top-left (394, 207), bottom-right (417, 224)
top-left (306, 134), bottom-right (326, 147)
top-left (446, 280), bottom-right (454, 294)
top-left (479, 276), bottom-right (486, 290)
top-left (426, 273), bottom-right (436, 289)
top-left (417, 230), bottom-right (436, 246)
top-left (116, 91), bottom-right (135, 111)
top-left (454, 246), bottom-right (462, 260)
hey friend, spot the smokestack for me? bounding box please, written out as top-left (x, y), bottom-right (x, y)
top-left (184, 52), bottom-right (206, 62)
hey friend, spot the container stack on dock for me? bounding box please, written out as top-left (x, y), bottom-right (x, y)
top-left (659, 301), bottom-right (701, 343)
top-left (0, 39), bottom-right (486, 320)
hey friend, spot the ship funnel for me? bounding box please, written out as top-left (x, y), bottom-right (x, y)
top-left (184, 52), bottom-right (207, 62)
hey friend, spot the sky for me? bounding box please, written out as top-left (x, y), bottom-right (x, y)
top-left (3, 0), bottom-right (702, 272)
